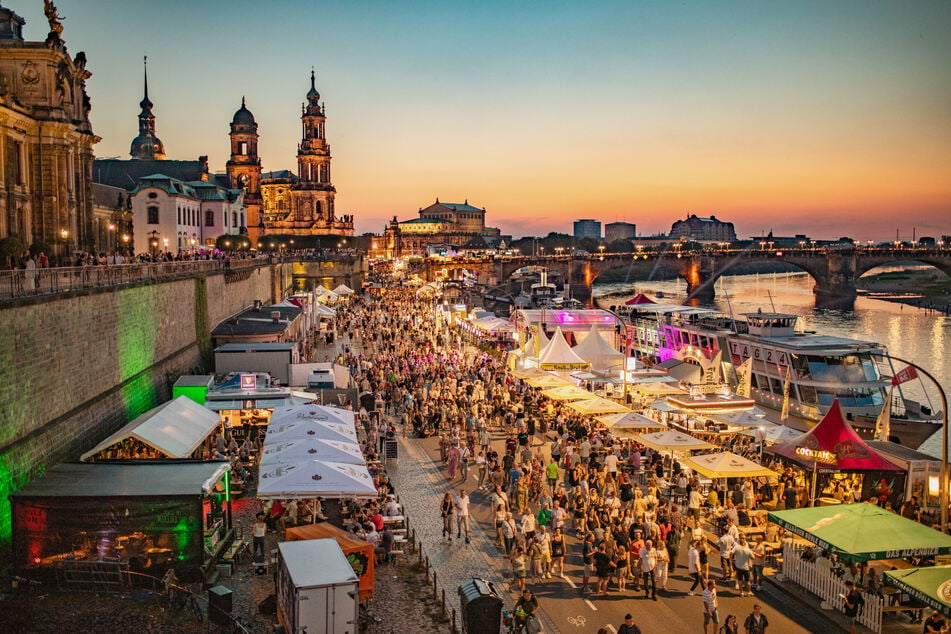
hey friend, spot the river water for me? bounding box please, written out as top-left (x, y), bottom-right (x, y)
top-left (592, 272), bottom-right (951, 458)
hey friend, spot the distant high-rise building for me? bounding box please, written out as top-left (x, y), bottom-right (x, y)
top-left (670, 214), bottom-right (736, 242)
top-left (605, 222), bottom-right (636, 242)
top-left (573, 219), bottom-right (601, 240)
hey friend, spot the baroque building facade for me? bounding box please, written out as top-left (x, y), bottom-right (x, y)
top-left (669, 213), bottom-right (737, 242)
top-left (0, 2), bottom-right (97, 260)
top-left (381, 199), bottom-right (502, 258)
top-left (262, 72), bottom-right (353, 237)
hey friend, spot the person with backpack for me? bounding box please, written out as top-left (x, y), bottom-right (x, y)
top-left (842, 579), bottom-right (865, 633)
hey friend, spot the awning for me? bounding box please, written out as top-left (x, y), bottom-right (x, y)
top-left (884, 566), bottom-right (951, 618)
top-left (203, 395), bottom-right (315, 412)
top-left (257, 460), bottom-right (377, 499)
top-left (768, 503), bottom-right (951, 561)
top-left (681, 452), bottom-right (777, 479)
top-left (636, 430), bottom-right (715, 453)
top-left (566, 397), bottom-right (632, 415)
top-left (81, 396), bottom-right (221, 460)
top-left (741, 425), bottom-right (804, 444)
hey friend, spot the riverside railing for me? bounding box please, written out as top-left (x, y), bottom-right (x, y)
top-left (0, 257), bottom-right (268, 302)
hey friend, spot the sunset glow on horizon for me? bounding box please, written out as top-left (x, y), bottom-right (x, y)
top-left (13, 0), bottom-right (950, 241)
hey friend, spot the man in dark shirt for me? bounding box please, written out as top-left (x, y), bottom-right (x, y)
top-left (924, 611), bottom-right (946, 633)
top-left (617, 613), bottom-right (642, 634)
top-left (842, 580), bottom-right (864, 633)
top-left (593, 542), bottom-right (613, 595)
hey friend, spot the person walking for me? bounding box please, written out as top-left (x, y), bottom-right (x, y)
top-left (688, 540), bottom-right (703, 595)
top-left (639, 539), bottom-right (657, 600)
top-left (550, 527), bottom-right (566, 577)
top-left (510, 546), bottom-right (528, 592)
top-left (732, 536), bottom-right (754, 597)
top-left (252, 513), bottom-right (267, 560)
top-left (703, 579), bottom-right (720, 634)
top-left (440, 492), bottom-right (454, 541)
top-left (655, 539), bottom-right (670, 592)
top-left (743, 604), bottom-right (769, 634)
top-left (454, 489), bottom-right (471, 543)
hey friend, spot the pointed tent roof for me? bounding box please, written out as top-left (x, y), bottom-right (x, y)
top-left (625, 293), bottom-right (656, 305)
top-left (597, 411), bottom-right (665, 429)
top-left (741, 424), bottom-right (804, 444)
top-left (332, 284), bottom-right (355, 295)
top-left (572, 325), bottom-right (625, 372)
top-left (520, 328), bottom-right (550, 355)
top-left (769, 400), bottom-right (901, 471)
top-left (537, 327), bottom-right (589, 369)
top-left (269, 404), bottom-right (355, 428)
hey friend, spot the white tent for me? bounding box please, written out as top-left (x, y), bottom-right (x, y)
top-left (266, 419), bottom-right (358, 444)
top-left (316, 288), bottom-right (339, 302)
top-left (315, 284), bottom-right (332, 293)
top-left (260, 438), bottom-right (366, 466)
top-left (536, 327), bottom-right (590, 370)
top-left (636, 430), bottom-right (715, 453)
top-left (520, 329), bottom-right (550, 356)
top-left (566, 397), bottom-right (631, 415)
top-left (314, 303), bottom-right (337, 317)
top-left (572, 325), bottom-right (625, 372)
top-left (269, 404), bottom-right (356, 429)
top-left (81, 396), bottom-right (220, 460)
top-left (332, 284), bottom-right (355, 296)
top-left (597, 411), bottom-right (666, 430)
top-left (257, 460), bottom-right (378, 499)
top-left (704, 409), bottom-right (769, 429)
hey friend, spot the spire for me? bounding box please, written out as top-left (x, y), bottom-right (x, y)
top-left (241, 95), bottom-right (246, 107)
top-left (139, 55), bottom-right (152, 111)
top-left (306, 68), bottom-right (320, 105)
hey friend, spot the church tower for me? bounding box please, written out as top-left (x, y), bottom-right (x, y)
top-left (288, 70), bottom-right (336, 231)
top-left (226, 97), bottom-right (263, 242)
top-left (129, 56), bottom-right (165, 160)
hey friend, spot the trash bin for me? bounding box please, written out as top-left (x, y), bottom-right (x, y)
top-left (208, 585), bottom-right (233, 625)
top-left (458, 577), bottom-right (502, 634)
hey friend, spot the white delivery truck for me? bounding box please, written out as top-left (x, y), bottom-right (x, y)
top-left (276, 539), bottom-right (360, 634)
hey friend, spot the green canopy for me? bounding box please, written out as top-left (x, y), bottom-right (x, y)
top-left (768, 503), bottom-right (951, 561)
top-left (884, 566), bottom-right (951, 618)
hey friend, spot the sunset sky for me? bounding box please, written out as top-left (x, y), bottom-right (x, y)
top-left (14, 1), bottom-right (951, 240)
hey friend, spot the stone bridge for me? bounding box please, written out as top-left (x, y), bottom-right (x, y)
top-left (423, 248), bottom-right (951, 303)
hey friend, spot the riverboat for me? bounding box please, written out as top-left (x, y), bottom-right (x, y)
top-left (625, 305), bottom-right (941, 449)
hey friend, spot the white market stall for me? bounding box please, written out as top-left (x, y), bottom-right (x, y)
top-left (81, 396), bottom-right (221, 461)
top-left (260, 438), bottom-right (367, 466)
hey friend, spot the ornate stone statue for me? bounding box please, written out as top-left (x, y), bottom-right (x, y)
top-left (44, 0), bottom-right (65, 35)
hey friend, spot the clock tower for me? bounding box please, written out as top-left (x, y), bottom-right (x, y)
top-left (226, 97), bottom-right (263, 242)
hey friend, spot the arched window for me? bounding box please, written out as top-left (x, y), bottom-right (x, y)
top-left (239, 212), bottom-right (245, 228)
top-left (148, 206), bottom-right (159, 224)
top-left (205, 210), bottom-right (214, 226)
top-left (232, 211), bottom-right (238, 227)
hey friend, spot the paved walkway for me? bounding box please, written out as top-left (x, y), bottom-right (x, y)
top-left (389, 435), bottom-right (561, 633)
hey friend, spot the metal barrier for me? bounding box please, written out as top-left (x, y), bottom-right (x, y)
top-left (53, 559), bottom-right (131, 593)
top-left (782, 541), bottom-right (883, 632)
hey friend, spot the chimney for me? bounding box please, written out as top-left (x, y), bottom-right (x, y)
top-left (271, 311), bottom-right (280, 323)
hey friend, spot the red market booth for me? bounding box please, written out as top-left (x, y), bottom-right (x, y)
top-left (285, 522), bottom-right (375, 600)
top-left (10, 461), bottom-right (233, 583)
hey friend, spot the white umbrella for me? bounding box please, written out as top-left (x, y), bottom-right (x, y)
top-left (266, 419), bottom-right (357, 444)
top-left (741, 424), bottom-right (804, 444)
top-left (257, 460), bottom-right (377, 499)
top-left (270, 404), bottom-right (356, 430)
top-left (260, 438), bottom-right (366, 466)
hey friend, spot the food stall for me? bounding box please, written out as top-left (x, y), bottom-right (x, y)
top-left (11, 461), bottom-right (232, 582)
top-left (285, 523), bottom-right (375, 600)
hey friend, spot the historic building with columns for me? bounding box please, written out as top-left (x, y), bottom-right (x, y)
top-left (381, 199), bottom-right (503, 258)
top-left (0, 2), bottom-right (97, 260)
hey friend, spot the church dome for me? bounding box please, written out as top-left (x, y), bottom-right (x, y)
top-left (231, 97), bottom-right (255, 126)
top-left (130, 132), bottom-right (166, 160)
